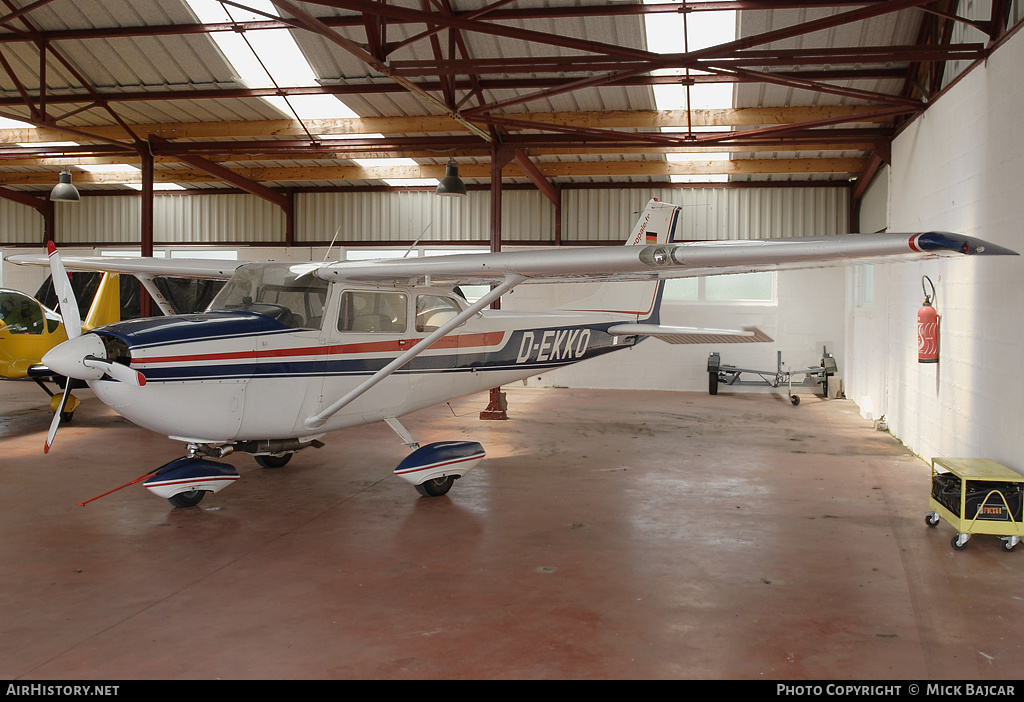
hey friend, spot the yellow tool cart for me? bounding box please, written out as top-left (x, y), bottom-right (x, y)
top-left (927, 457), bottom-right (1024, 551)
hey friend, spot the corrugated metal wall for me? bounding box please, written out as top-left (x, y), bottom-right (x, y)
top-left (0, 199), bottom-right (44, 245)
top-left (1, 186), bottom-right (848, 247)
top-left (943, 0), bottom-right (1022, 90)
top-left (295, 189), bottom-right (554, 243)
top-left (49, 193), bottom-right (287, 244)
top-left (55, 196), bottom-right (140, 243)
top-left (562, 187), bottom-right (849, 241)
top-left (158, 193), bottom-right (286, 243)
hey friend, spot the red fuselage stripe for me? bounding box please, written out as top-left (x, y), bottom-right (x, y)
top-left (140, 331), bottom-right (507, 365)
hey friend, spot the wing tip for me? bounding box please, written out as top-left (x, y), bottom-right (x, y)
top-left (916, 232), bottom-right (1018, 256)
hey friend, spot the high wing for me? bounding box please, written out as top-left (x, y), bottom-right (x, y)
top-left (315, 230), bottom-right (1016, 287)
top-left (7, 200), bottom-right (1016, 290)
top-left (4, 254), bottom-right (242, 280)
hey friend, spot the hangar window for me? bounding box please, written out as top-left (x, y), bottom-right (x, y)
top-left (664, 271), bottom-right (775, 303)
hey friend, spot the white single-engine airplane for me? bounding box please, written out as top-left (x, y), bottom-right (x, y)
top-left (7, 199), bottom-right (1016, 507)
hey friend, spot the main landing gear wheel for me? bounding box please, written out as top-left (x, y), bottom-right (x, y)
top-left (708, 372), bottom-right (719, 396)
top-left (790, 395), bottom-right (800, 405)
top-left (415, 475), bottom-right (456, 497)
top-left (168, 490), bottom-right (206, 508)
top-left (255, 453), bottom-right (292, 469)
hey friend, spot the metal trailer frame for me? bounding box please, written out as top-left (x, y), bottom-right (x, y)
top-left (707, 347), bottom-right (837, 405)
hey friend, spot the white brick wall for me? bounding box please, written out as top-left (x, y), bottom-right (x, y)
top-left (847, 28), bottom-right (1024, 470)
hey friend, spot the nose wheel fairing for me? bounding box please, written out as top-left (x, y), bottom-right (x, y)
top-left (143, 457), bottom-right (240, 505)
top-left (394, 441), bottom-right (486, 496)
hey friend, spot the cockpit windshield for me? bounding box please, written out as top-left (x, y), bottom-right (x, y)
top-left (207, 263), bottom-right (328, 330)
top-left (0, 290), bottom-right (59, 335)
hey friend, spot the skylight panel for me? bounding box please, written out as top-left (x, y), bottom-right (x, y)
top-left (0, 116), bottom-right (35, 130)
top-left (185, 0), bottom-right (358, 119)
top-left (644, 0), bottom-right (736, 182)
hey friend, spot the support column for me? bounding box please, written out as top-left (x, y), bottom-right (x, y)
top-left (139, 144), bottom-right (154, 317)
top-left (481, 143), bottom-right (515, 421)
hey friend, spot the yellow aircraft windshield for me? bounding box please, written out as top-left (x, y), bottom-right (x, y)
top-left (0, 289), bottom-right (65, 378)
top-left (0, 289), bottom-right (59, 335)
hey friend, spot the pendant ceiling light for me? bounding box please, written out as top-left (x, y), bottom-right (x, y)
top-left (435, 159), bottom-right (467, 197)
top-left (50, 169), bottom-right (80, 202)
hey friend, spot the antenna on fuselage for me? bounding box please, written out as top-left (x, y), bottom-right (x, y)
top-left (322, 225), bottom-right (343, 262)
top-left (403, 222), bottom-right (432, 258)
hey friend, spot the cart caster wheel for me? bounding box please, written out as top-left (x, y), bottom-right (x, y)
top-left (790, 395), bottom-right (800, 405)
top-left (951, 534), bottom-right (969, 550)
top-left (1002, 540), bottom-right (1016, 552)
top-left (925, 512), bottom-right (940, 527)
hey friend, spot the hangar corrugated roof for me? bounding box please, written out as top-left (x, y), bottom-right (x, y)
top-left (0, 0), bottom-right (1013, 195)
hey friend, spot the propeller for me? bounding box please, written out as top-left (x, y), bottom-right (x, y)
top-left (42, 243), bottom-right (145, 453)
top-left (46, 241), bottom-right (81, 339)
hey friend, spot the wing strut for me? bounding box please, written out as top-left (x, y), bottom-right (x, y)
top-left (303, 273), bottom-right (525, 430)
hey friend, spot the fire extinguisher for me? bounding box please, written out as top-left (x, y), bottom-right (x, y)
top-left (918, 276), bottom-right (939, 363)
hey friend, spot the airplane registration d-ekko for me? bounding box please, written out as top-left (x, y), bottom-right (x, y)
top-left (6, 199), bottom-right (1017, 508)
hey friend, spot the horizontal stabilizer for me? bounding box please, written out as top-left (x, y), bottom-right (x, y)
top-left (607, 324), bottom-right (773, 345)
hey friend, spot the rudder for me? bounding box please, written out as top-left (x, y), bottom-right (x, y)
top-left (562, 199), bottom-right (681, 321)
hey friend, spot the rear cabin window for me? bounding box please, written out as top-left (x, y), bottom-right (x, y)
top-left (415, 295), bottom-right (462, 332)
top-left (337, 291), bottom-right (408, 333)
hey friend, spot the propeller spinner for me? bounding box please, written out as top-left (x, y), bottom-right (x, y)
top-left (42, 243), bottom-right (145, 453)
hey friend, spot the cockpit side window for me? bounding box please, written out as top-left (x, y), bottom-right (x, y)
top-left (337, 291), bottom-right (408, 333)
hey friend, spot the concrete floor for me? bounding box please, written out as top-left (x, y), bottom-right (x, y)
top-left (2, 379), bottom-right (1023, 681)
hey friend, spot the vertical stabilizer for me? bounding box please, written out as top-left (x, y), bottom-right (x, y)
top-left (82, 272), bottom-right (121, 330)
top-left (561, 199), bottom-right (680, 320)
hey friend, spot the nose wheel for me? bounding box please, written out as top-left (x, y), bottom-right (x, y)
top-left (168, 489), bottom-right (206, 508)
top-left (415, 475), bottom-right (456, 497)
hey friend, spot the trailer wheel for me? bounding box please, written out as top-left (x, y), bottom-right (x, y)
top-left (709, 372), bottom-right (719, 395)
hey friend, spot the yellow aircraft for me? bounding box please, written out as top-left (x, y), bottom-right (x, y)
top-left (0, 272), bottom-right (121, 419)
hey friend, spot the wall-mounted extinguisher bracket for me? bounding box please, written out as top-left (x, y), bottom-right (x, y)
top-left (918, 275), bottom-right (939, 363)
